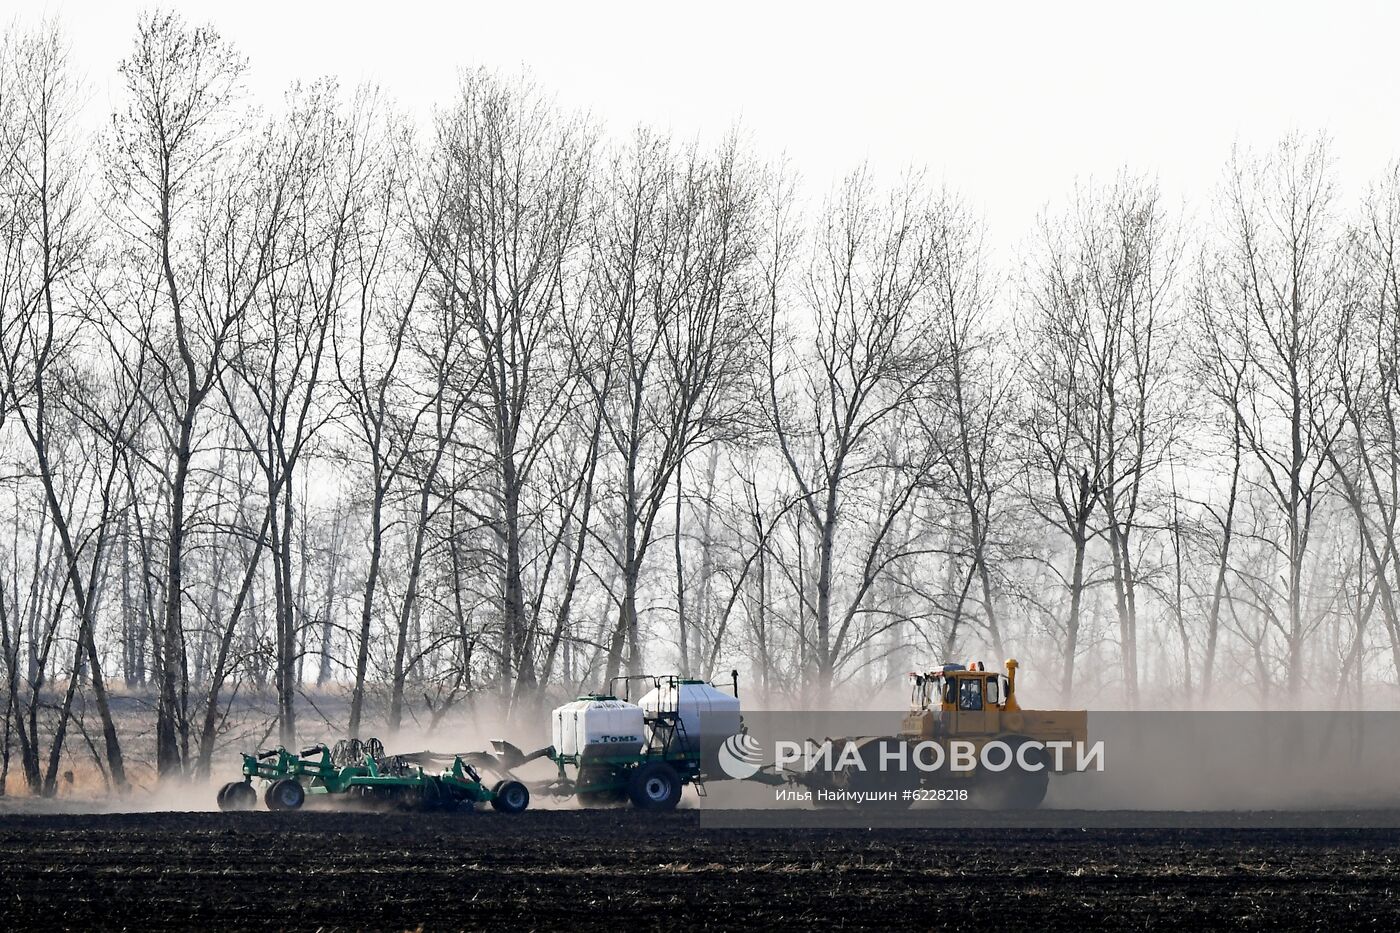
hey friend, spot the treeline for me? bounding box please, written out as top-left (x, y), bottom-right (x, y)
top-left (2, 14), bottom-right (1399, 794)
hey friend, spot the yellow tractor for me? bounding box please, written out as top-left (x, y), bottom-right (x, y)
top-left (810, 659), bottom-right (1088, 809)
top-left (903, 660), bottom-right (1086, 745)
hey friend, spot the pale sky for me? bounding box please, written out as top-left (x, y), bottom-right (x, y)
top-left (21, 0), bottom-right (1400, 251)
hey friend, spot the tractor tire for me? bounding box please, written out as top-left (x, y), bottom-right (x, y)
top-left (265, 778), bottom-right (305, 811)
top-left (974, 739), bottom-right (1049, 810)
top-left (627, 761), bottom-right (683, 812)
top-left (215, 782), bottom-right (234, 810)
top-left (975, 767), bottom-right (1048, 810)
top-left (490, 779), bottom-right (530, 814)
top-left (841, 737), bottom-right (917, 809)
top-left (222, 782), bottom-right (256, 811)
top-left (1000, 767), bottom-right (1049, 809)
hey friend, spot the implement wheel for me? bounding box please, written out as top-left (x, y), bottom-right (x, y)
top-left (490, 780), bottom-right (530, 814)
top-left (221, 782), bottom-right (256, 812)
top-left (628, 762), bottom-right (682, 812)
top-left (265, 778), bottom-right (305, 811)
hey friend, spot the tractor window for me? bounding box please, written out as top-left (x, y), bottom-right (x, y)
top-left (959, 678), bottom-right (983, 711)
top-left (986, 676), bottom-right (999, 706)
top-left (943, 678), bottom-right (957, 705)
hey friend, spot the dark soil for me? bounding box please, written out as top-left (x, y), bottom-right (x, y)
top-left (2, 809), bottom-right (1399, 930)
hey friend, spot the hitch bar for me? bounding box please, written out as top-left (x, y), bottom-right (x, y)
top-left (490, 740), bottom-right (555, 770)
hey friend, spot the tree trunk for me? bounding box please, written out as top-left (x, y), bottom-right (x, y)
top-left (348, 490), bottom-right (385, 738)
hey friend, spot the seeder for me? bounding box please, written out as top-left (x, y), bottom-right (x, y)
top-left (475, 672), bottom-right (756, 811)
top-left (215, 737), bottom-right (530, 813)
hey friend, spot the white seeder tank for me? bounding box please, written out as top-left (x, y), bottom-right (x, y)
top-left (637, 679), bottom-right (741, 753)
top-left (552, 696), bottom-right (645, 759)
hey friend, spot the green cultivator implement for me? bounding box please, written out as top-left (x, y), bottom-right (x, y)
top-left (216, 737), bottom-right (530, 813)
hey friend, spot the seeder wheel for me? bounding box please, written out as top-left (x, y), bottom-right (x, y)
top-left (627, 762), bottom-right (682, 812)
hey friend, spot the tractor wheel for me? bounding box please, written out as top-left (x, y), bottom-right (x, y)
top-left (215, 782), bottom-right (234, 810)
top-left (841, 737), bottom-right (916, 809)
top-left (265, 778), bottom-right (306, 811)
top-left (223, 782), bottom-right (256, 811)
top-left (627, 761), bottom-right (682, 812)
top-left (490, 780), bottom-right (530, 814)
top-left (974, 740), bottom-right (1049, 810)
top-left (977, 767), bottom-right (1048, 810)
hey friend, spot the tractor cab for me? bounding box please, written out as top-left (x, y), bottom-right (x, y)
top-left (900, 659), bottom-right (1020, 739)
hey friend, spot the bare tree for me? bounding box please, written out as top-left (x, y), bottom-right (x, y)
top-left (422, 70), bottom-right (593, 707)
top-left (1325, 161), bottom-right (1400, 681)
top-left (222, 82), bottom-right (375, 744)
top-left (333, 95), bottom-right (437, 737)
top-left (915, 196), bottom-right (1014, 664)
top-left (586, 130), bottom-right (762, 682)
top-left (1020, 175), bottom-right (1179, 703)
top-left (763, 167), bottom-right (946, 693)
top-left (1189, 251), bottom-right (1250, 698)
top-left (0, 20), bottom-right (131, 792)
top-left (1195, 136), bottom-right (1347, 693)
top-left (107, 12), bottom-right (273, 775)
